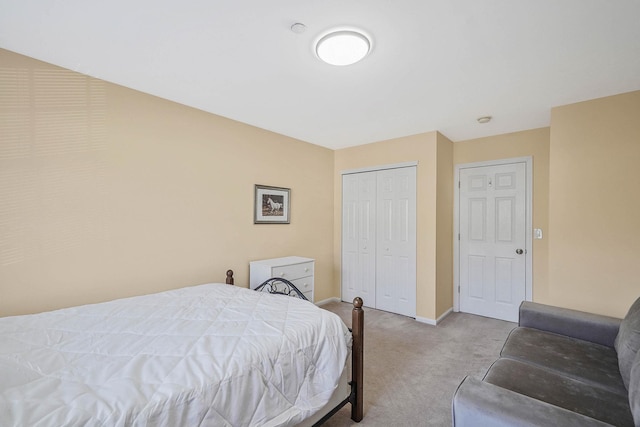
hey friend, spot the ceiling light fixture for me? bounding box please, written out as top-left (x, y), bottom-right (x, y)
top-left (315, 30), bottom-right (371, 66)
top-left (477, 116), bottom-right (492, 124)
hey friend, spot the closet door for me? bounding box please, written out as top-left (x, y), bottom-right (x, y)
top-left (375, 167), bottom-right (417, 317)
top-left (342, 172), bottom-right (377, 308)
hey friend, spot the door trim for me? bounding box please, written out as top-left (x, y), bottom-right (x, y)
top-left (341, 161), bottom-right (418, 176)
top-left (453, 156), bottom-right (533, 315)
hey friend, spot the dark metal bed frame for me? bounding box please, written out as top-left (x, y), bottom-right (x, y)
top-left (225, 270), bottom-right (364, 424)
top-left (254, 277), bottom-right (309, 300)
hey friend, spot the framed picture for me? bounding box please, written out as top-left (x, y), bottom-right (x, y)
top-left (254, 184), bottom-right (290, 224)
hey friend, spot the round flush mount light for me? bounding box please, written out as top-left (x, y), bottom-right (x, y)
top-left (315, 30), bottom-right (371, 66)
top-left (477, 116), bottom-right (492, 124)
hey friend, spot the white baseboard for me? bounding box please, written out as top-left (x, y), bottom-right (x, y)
top-left (315, 297), bottom-right (341, 306)
top-left (436, 307), bottom-right (453, 323)
top-left (415, 316), bottom-right (436, 325)
top-left (415, 307), bottom-right (453, 325)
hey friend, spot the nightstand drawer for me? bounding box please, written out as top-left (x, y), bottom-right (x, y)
top-left (273, 262), bottom-right (314, 281)
top-left (291, 277), bottom-right (314, 295)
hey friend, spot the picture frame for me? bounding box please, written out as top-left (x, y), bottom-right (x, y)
top-left (254, 184), bottom-right (290, 224)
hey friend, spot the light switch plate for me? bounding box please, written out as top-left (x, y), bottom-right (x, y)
top-left (534, 228), bottom-right (543, 239)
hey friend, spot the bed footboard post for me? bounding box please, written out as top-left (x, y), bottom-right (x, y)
top-left (351, 297), bottom-right (364, 422)
top-left (226, 270), bottom-right (234, 285)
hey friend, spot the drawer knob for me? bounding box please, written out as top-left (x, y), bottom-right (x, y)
top-left (304, 268), bottom-right (309, 272)
top-left (280, 272), bottom-right (285, 277)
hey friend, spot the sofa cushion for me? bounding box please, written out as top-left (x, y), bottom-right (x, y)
top-left (615, 297), bottom-right (640, 389)
top-left (501, 327), bottom-right (626, 396)
top-left (629, 352), bottom-right (640, 426)
top-left (453, 377), bottom-right (617, 427)
top-left (484, 358), bottom-right (634, 427)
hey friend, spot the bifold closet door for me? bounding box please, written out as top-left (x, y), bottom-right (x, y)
top-left (375, 167), bottom-right (416, 318)
top-left (342, 172), bottom-right (377, 308)
top-left (342, 167), bottom-right (416, 317)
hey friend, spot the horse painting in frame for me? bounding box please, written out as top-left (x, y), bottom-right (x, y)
top-left (254, 184), bottom-right (291, 224)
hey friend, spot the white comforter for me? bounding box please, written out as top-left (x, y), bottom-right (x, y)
top-left (0, 284), bottom-right (351, 426)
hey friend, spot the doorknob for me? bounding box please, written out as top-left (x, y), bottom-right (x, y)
top-left (516, 249), bottom-right (524, 255)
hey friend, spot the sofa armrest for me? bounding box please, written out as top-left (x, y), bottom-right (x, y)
top-left (452, 377), bottom-right (613, 427)
top-left (519, 301), bottom-right (621, 347)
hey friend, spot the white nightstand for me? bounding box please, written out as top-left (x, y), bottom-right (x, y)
top-left (249, 256), bottom-right (315, 302)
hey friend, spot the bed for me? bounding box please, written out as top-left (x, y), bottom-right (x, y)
top-left (0, 270), bottom-right (364, 426)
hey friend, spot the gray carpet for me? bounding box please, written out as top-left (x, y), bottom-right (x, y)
top-left (320, 301), bottom-right (516, 427)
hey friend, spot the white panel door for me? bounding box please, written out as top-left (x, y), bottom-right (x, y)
top-left (375, 167), bottom-right (416, 318)
top-left (459, 162), bottom-right (526, 322)
top-left (342, 172), bottom-right (377, 308)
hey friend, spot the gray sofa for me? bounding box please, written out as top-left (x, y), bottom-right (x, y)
top-left (452, 298), bottom-right (640, 426)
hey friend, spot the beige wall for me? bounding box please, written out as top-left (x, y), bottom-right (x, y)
top-left (0, 49), bottom-right (335, 316)
top-left (3, 49), bottom-right (638, 321)
top-left (436, 133), bottom-right (454, 316)
top-left (548, 91), bottom-right (640, 317)
top-left (454, 127), bottom-right (551, 304)
top-left (333, 132), bottom-right (454, 321)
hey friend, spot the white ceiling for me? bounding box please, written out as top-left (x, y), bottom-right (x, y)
top-left (1, 1), bottom-right (639, 149)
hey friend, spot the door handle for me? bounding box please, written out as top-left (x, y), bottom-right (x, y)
top-left (515, 249), bottom-right (524, 255)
